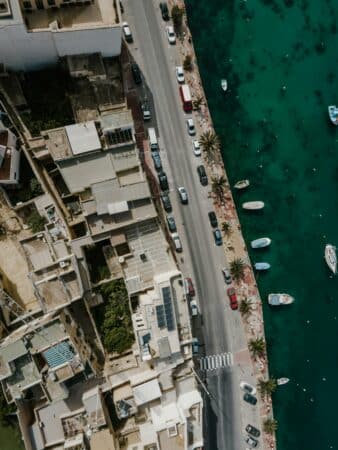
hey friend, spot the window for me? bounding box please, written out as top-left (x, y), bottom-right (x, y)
top-left (23, 0), bottom-right (31, 8)
top-left (0, 3), bottom-right (6, 10)
top-left (47, 0), bottom-right (55, 5)
top-left (35, 0), bottom-right (44, 9)
top-left (105, 128), bottom-right (133, 146)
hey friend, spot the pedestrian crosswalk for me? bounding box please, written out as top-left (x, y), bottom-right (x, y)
top-left (199, 352), bottom-right (233, 371)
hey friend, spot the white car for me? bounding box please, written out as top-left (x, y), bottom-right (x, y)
top-left (166, 26), bottom-right (176, 44)
top-left (177, 186), bottom-right (188, 204)
top-left (122, 22), bottom-right (133, 43)
top-left (190, 300), bottom-right (198, 316)
top-left (171, 232), bottom-right (183, 252)
top-left (176, 66), bottom-right (185, 83)
top-left (240, 381), bottom-right (257, 396)
top-left (186, 118), bottom-right (196, 136)
top-left (192, 140), bottom-right (201, 156)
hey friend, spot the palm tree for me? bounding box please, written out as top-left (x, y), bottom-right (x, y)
top-left (221, 221), bottom-right (231, 236)
top-left (230, 258), bottom-right (245, 281)
top-left (258, 378), bottom-right (277, 398)
top-left (211, 176), bottom-right (226, 199)
top-left (239, 298), bottom-right (252, 317)
top-left (200, 131), bottom-right (220, 160)
top-left (248, 337), bottom-right (266, 359)
top-left (263, 418), bottom-right (278, 434)
top-left (193, 96), bottom-right (203, 110)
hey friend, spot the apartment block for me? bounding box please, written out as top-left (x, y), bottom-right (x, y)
top-left (0, 0), bottom-right (122, 71)
top-left (0, 125), bottom-right (21, 185)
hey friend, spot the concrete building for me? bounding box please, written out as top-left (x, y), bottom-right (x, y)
top-left (0, 125), bottom-right (21, 185)
top-left (0, 0), bottom-right (122, 71)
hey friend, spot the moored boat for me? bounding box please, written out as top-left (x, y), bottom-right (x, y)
top-left (242, 201), bottom-right (264, 210)
top-left (328, 105), bottom-right (338, 125)
top-left (254, 262), bottom-right (271, 271)
top-left (251, 237), bottom-right (271, 249)
top-left (325, 244), bottom-right (337, 274)
top-left (268, 293), bottom-right (294, 306)
top-left (221, 79), bottom-right (228, 91)
top-left (234, 179), bottom-right (250, 190)
top-left (277, 377), bottom-right (290, 386)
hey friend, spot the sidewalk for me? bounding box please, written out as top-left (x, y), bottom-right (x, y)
top-left (170, 1), bottom-right (277, 449)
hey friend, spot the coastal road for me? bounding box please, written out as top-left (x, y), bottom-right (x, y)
top-left (122, 1), bottom-right (261, 449)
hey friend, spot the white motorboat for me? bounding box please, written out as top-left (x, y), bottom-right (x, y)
top-left (328, 105), bottom-right (338, 125)
top-left (242, 201), bottom-right (264, 210)
top-left (325, 244), bottom-right (337, 274)
top-left (234, 179), bottom-right (250, 190)
top-left (254, 262), bottom-right (271, 271)
top-left (251, 237), bottom-right (271, 249)
top-left (221, 79), bottom-right (228, 91)
top-left (268, 293), bottom-right (294, 306)
top-left (277, 377), bottom-right (290, 386)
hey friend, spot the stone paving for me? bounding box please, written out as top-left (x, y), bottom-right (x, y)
top-left (169, 1), bottom-right (277, 448)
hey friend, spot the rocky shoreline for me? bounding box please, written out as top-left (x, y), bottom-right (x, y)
top-left (170, 1), bottom-right (277, 448)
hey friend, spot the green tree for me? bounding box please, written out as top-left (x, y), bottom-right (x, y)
top-left (230, 258), bottom-right (245, 281)
top-left (248, 337), bottom-right (266, 359)
top-left (221, 221), bottom-right (231, 236)
top-left (0, 388), bottom-right (15, 426)
top-left (183, 54), bottom-right (193, 71)
top-left (211, 176), bottom-right (226, 199)
top-left (29, 178), bottom-right (43, 197)
top-left (263, 418), bottom-right (278, 434)
top-left (171, 5), bottom-right (184, 31)
top-left (193, 96), bottom-right (203, 111)
top-left (200, 131), bottom-right (220, 160)
top-left (239, 298), bottom-right (252, 317)
top-left (258, 378), bottom-right (277, 398)
top-left (27, 210), bottom-right (46, 233)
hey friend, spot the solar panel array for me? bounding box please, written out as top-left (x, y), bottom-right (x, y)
top-left (162, 287), bottom-right (175, 331)
top-left (156, 305), bottom-right (166, 329)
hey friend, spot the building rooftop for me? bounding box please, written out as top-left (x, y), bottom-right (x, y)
top-left (22, 0), bottom-right (119, 31)
top-left (0, 128), bottom-right (21, 184)
top-left (65, 122), bottom-right (101, 156)
top-left (132, 378), bottom-right (162, 407)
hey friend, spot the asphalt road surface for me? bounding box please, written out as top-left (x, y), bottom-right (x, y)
top-left (122, 2), bottom-right (261, 449)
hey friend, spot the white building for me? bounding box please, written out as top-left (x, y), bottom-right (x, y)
top-left (0, 126), bottom-right (21, 185)
top-left (0, 0), bottom-right (122, 71)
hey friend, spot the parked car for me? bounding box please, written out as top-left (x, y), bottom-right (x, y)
top-left (131, 63), bottom-right (142, 84)
top-left (208, 211), bottom-right (218, 228)
top-left (243, 393), bottom-right (257, 406)
top-left (192, 140), bottom-right (201, 156)
top-left (213, 228), bottom-right (222, 246)
top-left (245, 436), bottom-right (258, 448)
top-left (160, 2), bottom-right (169, 20)
top-left (151, 151), bottom-right (162, 171)
top-left (222, 267), bottom-right (232, 284)
top-left (197, 165), bottom-right (208, 185)
top-left (246, 425), bottom-right (261, 438)
top-left (166, 26), bottom-right (176, 44)
top-left (240, 381), bottom-right (257, 396)
top-left (171, 232), bottom-right (182, 252)
top-left (192, 337), bottom-right (199, 354)
top-left (184, 277), bottom-right (195, 297)
top-left (122, 22), bottom-right (133, 43)
top-left (186, 118), bottom-right (196, 136)
top-left (140, 100), bottom-right (151, 121)
top-left (158, 171), bottom-right (169, 191)
top-left (227, 287), bottom-right (238, 310)
top-left (161, 192), bottom-right (172, 212)
top-left (166, 215), bottom-right (177, 232)
top-left (176, 66), bottom-right (185, 83)
top-left (190, 299), bottom-right (198, 317)
top-left (178, 186), bottom-right (188, 204)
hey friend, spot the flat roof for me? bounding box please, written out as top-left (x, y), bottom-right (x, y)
top-left (132, 378), bottom-right (161, 406)
top-left (65, 122), bottom-right (101, 155)
top-left (101, 110), bottom-right (134, 132)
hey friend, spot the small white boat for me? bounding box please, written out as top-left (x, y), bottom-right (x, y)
top-left (277, 377), bottom-right (290, 386)
top-left (234, 179), bottom-right (250, 190)
top-left (221, 79), bottom-right (228, 91)
top-left (251, 237), bottom-right (271, 249)
top-left (254, 262), bottom-right (271, 271)
top-left (242, 201), bottom-right (264, 210)
top-left (268, 293), bottom-right (294, 306)
top-left (325, 244), bottom-right (337, 274)
top-left (328, 105), bottom-right (338, 125)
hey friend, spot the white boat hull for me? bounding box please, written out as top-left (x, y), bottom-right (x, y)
top-left (242, 201), bottom-right (264, 210)
top-left (254, 262), bottom-right (271, 271)
top-left (328, 105), bottom-right (338, 125)
top-left (325, 244), bottom-right (337, 274)
top-left (234, 179), bottom-right (250, 190)
top-left (221, 79), bottom-right (228, 91)
top-left (277, 377), bottom-right (290, 386)
top-left (251, 237), bottom-right (271, 249)
top-left (268, 293), bottom-right (294, 306)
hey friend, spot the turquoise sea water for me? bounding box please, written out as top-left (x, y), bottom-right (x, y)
top-left (186, 0), bottom-right (338, 448)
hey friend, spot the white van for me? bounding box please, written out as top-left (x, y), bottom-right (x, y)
top-left (148, 127), bottom-right (158, 151)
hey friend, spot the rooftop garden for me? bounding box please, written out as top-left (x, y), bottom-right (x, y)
top-left (93, 279), bottom-right (134, 354)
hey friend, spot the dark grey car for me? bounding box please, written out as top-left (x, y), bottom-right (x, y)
top-left (152, 151), bottom-right (162, 171)
top-left (197, 165), bottom-right (208, 186)
top-left (161, 193), bottom-right (172, 212)
top-left (245, 424), bottom-right (261, 438)
top-left (208, 211), bottom-right (218, 227)
top-left (158, 171), bottom-right (169, 191)
top-left (166, 215), bottom-right (177, 232)
top-left (243, 393), bottom-right (257, 405)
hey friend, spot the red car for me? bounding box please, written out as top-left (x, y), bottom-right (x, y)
top-left (227, 287), bottom-right (238, 310)
top-left (184, 277), bottom-right (195, 297)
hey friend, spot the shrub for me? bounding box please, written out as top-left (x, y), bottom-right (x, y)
top-left (27, 210), bottom-right (46, 233)
top-left (183, 54), bottom-right (193, 71)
